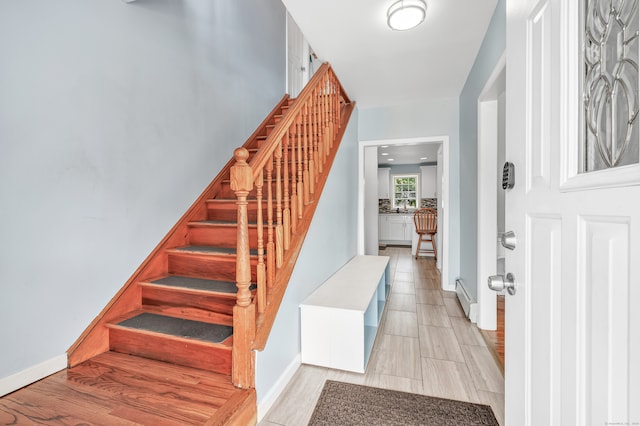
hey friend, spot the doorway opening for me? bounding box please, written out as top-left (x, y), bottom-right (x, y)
top-left (476, 54), bottom-right (506, 370)
top-left (358, 136), bottom-right (452, 291)
top-left (286, 12), bottom-right (309, 97)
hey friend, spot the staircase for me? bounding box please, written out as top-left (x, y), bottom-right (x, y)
top-left (66, 64), bottom-right (353, 424)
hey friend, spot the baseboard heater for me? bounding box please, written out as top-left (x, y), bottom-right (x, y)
top-left (455, 278), bottom-right (477, 323)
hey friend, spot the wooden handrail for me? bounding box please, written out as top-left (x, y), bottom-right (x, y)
top-left (248, 63), bottom-right (350, 177)
top-left (230, 64), bottom-right (352, 388)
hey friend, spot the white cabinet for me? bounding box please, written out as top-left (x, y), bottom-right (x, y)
top-left (377, 168), bottom-right (391, 199)
top-left (420, 165), bottom-right (437, 198)
top-left (379, 214), bottom-right (415, 244)
top-left (300, 255), bottom-right (390, 373)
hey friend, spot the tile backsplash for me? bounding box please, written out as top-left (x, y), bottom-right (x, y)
top-left (421, 198), bottom-right (437, 209)
top-left (379, 198), bottom-right (437, 213)
top-left (379, 199), bottom-right (392, 213)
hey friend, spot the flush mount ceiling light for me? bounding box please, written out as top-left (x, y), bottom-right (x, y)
top-left (387, 0), bottom-right (427, 31)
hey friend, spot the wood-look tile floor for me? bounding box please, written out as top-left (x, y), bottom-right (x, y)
top-left (260, 247), bottom-right (504, 426)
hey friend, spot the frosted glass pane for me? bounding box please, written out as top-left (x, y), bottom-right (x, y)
top-left (583, 0), bottom-right (639, 172)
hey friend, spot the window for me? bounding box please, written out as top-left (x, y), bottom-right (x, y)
top-left (392, 174), bottom-right (419, 209)
top-left (582, 0), bottom-right (639, 172)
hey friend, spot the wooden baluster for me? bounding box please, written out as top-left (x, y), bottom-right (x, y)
top-left (266, 154), bottom-right (275, 288)
top-left (328, 75), bottom-right (335, 144)
top-left (321, 75), bottom-right (330, 156)
top-left (308, 97), bottom-right (316, 196)
top-left (296, 113), bottom-right (304, 219)
top-left (335, 74), bottom-right (341, 131)
top-left (334, 74), bottom-right (341, 131)
top-left (255, 169), bottom-right (266, 314)
top-left (230, 147), bottom-right (256, 389)
top-left (275, 141), bottom-right (284, 268)
top-left (331, 75), bottom-right (340, 132)
top-left (303, 101), bottom-right (311, 205)
top-left (290, 124), bottom-right (299, 231)
top-left (283, 129), bottom-right (291, 250)
top-left (310, 88), bottom-right (319, 185)
top-left (315, 87), bottom-right (324, 175)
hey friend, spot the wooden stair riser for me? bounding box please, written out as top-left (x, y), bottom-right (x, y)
top-left (108, 326), bottom-right (232, 375)
top-left (188, 225), bottom-right (259, 248)
top-left (254, 133), bottom-right (327, 150)
top-left (167, 251), bottom-right (259, 283)
top-left (217, 178), bottom-right (304, 199)
top-left (141, 285), bottom-right (236, 324)
top-left (206, 201), bottom-right (264, 222)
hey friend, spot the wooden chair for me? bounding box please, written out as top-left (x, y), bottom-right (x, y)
top-left (413, 208), bottom-right (437, 260)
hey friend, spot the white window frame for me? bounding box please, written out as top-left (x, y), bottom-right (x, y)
top-left (391, 174), bottom-right (420, 210)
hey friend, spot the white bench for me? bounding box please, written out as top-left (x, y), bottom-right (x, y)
top-left (300, 255), bottom-right (390, 373)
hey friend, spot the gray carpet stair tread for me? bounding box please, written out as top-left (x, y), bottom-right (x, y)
top-left (175, 245), bottom-right (258, 256)
top-left (151, 276), bottom-right (256, 294)
top-left (117, 313), bottom-right (232, 344)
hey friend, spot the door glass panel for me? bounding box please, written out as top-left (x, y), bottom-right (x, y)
top-left (582, 0), bottom-right (639, 172)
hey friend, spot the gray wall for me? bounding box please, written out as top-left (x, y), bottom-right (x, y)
top-left (256, 109), bottom-right (359, 404)
top-left (0, 0), bottom-right (285, 380)
top-left (458, 0), bottom-right (506, 299)
top-left (358, 98), bottom-right (460, 289)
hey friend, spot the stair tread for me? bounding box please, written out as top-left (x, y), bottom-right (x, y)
top-left (173, 245), bottom-right (258, 256)
top-left (116, 312), bottom-right (232, 344)
top-left (149, 276), bottom-right (255, 294)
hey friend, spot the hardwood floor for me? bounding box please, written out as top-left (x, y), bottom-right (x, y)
top-left (259, 247), bottom-right (504, 426)
top-left (480, 295), bottom-right (505, 374)
top-left (0, 351), bottom-right (254, 425)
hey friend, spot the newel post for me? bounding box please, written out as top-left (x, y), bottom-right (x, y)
top-left (230, 147), bottom-right (256, 388)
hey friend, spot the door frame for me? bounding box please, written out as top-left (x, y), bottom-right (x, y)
top-left (357, 136), bottom-right (452, 291)
top-left (476, 53), bottom-right (506, 330)
top-left (285, 12), bottom-right (309, 97)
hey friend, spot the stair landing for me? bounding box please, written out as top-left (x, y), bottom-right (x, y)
top-left (0, 351), bottom-right (256, 425)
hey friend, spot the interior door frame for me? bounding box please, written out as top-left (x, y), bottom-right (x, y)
top-left (285, 12), bottom-right (309, 97)
top-left (357, 136), bottom-right (452, 291)
top-left (476, 53), bottom-right (506, 330)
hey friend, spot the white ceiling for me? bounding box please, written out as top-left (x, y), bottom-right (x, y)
top-left (282, 0), bottom-right (498, 109)
top-left (377, 142), bottom-right (441, 166)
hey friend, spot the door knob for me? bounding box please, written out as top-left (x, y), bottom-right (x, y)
top-left (488, 272), bottom-right (517, 295)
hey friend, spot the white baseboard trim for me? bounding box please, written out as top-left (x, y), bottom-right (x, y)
top-left (0, 354), bottom-right (67, 397)
top-left (257, 354), bottom-right (301, 423)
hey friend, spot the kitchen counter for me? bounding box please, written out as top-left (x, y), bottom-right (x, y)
top-left (378, 212), bottom-right (416, 215)
top-left (378, 214), bottom-right (415, 245)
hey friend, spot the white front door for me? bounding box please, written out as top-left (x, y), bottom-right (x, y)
top-left (505, 1), bottom-right (640, 425)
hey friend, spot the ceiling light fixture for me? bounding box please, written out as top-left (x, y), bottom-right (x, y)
top-left (420, 157), bottom-right (427, 160)
top-left (381, 152), bottom-right (389, 156)
top-left (387, 0), bottom-right (427, 31)
top-left (388, 158), bottom-right (395, 161)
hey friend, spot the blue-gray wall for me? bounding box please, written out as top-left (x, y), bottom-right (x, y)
top-left (256, 108), bottom-right (359, 407)
top-left (0, 0), bottom-right (286, 381)
top-left (458, 0), bottom-right (506, 299)
top-left (359, 98), bottom-right (460, 290)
